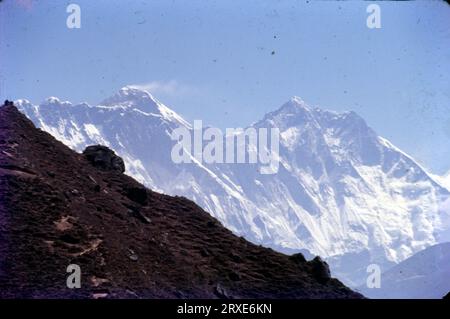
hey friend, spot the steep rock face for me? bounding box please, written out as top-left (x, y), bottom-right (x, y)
top-left (0, 103), bottom-right (361, 299)
top-left (16, 89), bottom-right (450, 286)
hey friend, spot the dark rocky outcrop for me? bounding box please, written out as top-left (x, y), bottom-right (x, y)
top-left (444, 292), bottom-right (450, 300)
top-left (83, 145), bottom-right (125, 173)
top-left (290, 252), bottom-right (307, 264)
top-left (4, 100), bottom-right (14, 106)
top-left (0, 103), bottom-right (362, 299)
top-left (308, 256), bottom-right (331, 284)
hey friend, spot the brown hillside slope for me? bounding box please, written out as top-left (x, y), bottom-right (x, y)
top-left (0, 103), bottom-right (362, 299)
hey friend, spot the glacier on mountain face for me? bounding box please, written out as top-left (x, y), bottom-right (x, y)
top-left (16, 87), bottom-right (450, 287)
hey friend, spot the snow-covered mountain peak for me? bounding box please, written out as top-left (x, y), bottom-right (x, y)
top-left (264, 98), bottom-right (372, 139)
top-left (263, 98), bottom-right (363, 130)
top-left (290, 95), bottom-right (308, 105)
top-left (99, 86), bottom-right (190, 127)
top-left (45, 96), bottom-right (61, 103)
top-left (15, 99), bottom-right (32, 107)
top-left (259, 97), bottom-right (319, 132)
top-left (101, 86), bottom-right (157, 108)
top-left (281, 96), bottom-right (313, 113)
top-left (41, 96), bottom-right (73, 107)
top-left (118, 86), bottom-right (153, 99)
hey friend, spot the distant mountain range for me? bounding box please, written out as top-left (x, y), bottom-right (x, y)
top-left (359, 242), bottom-right (450, 299)
top-left (16, 87), bottom-right (450, 287)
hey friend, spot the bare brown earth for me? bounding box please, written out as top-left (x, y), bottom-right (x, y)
top-left (0, 103), bottom-right (362, 299)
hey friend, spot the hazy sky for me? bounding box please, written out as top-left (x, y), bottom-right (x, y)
top-left (1, 0), bottom-right (449, 173)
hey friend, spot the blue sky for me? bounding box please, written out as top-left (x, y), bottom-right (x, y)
top-left (1, 0), bottom-right (449, 173)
